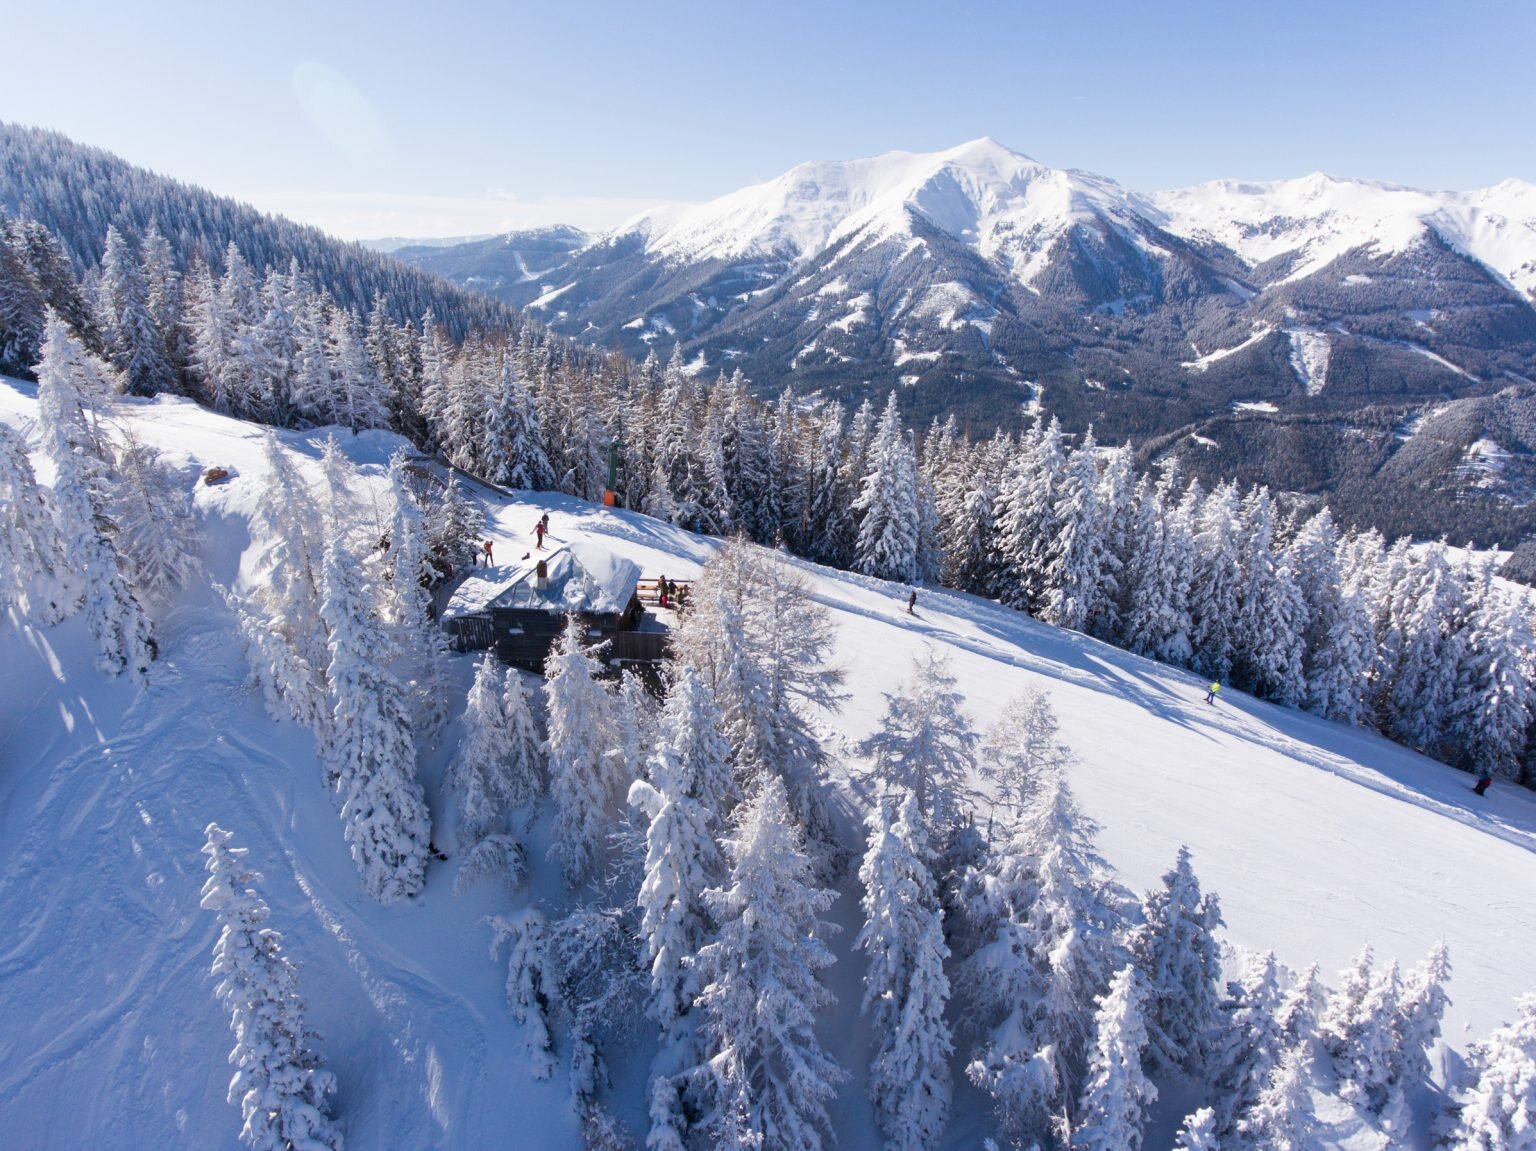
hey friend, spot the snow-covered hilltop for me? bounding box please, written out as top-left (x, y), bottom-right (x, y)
top-left (5, 369), bottom-right (1536, 1150)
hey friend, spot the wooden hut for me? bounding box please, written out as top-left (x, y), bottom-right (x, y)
top-left (440, 541), bottom-right (671, 673)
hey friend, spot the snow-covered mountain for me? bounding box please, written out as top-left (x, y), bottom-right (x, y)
top-left (5, 376), bottom-right (1536, 1149)
top-left (1149, 171), bottom-right (1536, 297)
top-left (395, 142), bottom-right (1536, 542)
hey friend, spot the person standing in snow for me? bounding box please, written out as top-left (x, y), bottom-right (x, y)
top-left (533, 519), bottom-right (546, 550)
top-left (907, 590), bottom-right (917, 615)
top-left (481, 539), bottom-right (494, 566)
top-left (1473, 772), bottom-right (1493, 796)
top-left (1205, 681), bottom-right (1220, 704)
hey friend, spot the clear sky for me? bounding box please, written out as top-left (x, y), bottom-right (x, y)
top-left (7, 0), bottom-right (1534, 240)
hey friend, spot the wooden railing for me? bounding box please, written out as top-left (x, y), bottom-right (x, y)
top-left (636, 578), bottom-right (694, 608)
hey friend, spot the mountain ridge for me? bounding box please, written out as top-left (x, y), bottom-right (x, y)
top-left (394, 139), bottom-right (1536, 544)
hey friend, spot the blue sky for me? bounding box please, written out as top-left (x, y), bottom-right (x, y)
top-left (7, 0), bottom-right (1533, 239)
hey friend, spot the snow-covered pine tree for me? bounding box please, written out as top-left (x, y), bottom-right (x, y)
top-left (1042, 428), bottom-right (1112, 634)
top-left (0, 217), bottom-right (47, 377)
top-left (488, 351), bottom-right (553, 490)
top-left (1207, 949), bottom-right (1285, 1141)
top-left (139, 222), bottom-right (185, 381)
top-left (321, 528), bottom-right (431, 904)
top-left (1394, 940), bottom-right (1451, 1089)
top-left (1172, 1107), bottom-right (1219, 1151)
top-left (449, 651), bottom-right (530, 895)
top-left (1443, 994), bottom-right (1536, 1151)
top-left (859, 646), bottom-right (978, 832)
top-left (857, 789), bottom-right (953, 1151)
top-left (200, 823), bottom-right (343, 1151)
top-left (671, 540), bottom-right (845, 857)
top-left (1374, 541), bottom-right (1465, 753)
top-left (325, 304), bottom-right (387, 432)
top-left (185, 257), bottom-right (238, 413)
top-left (963, 710), bottom-right (1125, 1147)
top-left (0, 420), bottom-right (68, 622)
top-left (981, 685), bottom-right (1074, 821)
top-left (1231, 487), bottom-right (1306, 706)
top-left (109, 434), bottom-right (202, 609)
top-left (1274, 962), bottom-right (1326, 1052)
top-left (1122, 465), bottom-right (1194, 666)
top-left (806, 402), bottom-right (855, 568)
top-left (1317, 945), bottom-right (1403, 1113)
top-left (1451, 583), bottom-right (1534, 779)
top-left (544, 613), bottom-right (620, 888)
top-left (1128, 845), bottom-right (1224, 1075)
top-left (99, 224), bottom-right (175, 396)
top-left (35, 315), bottom-right (156, 679)
top-left (488, 908), bottom-right (557, 1080)
top-left (1089, 443), bottom-right (1134, 643)
top-left (380, 448), bottom-right (448, 739)
top-left (692, 776), bottom-right (845, 1151)
top-left (1071, 966), bottom-right (1157, 1151)
top-left (425, 472), bottom-right (483, 577)
top-left (1240, 1046), bottom-right (1316, 1151)
top-left (1288, 508), bottom-right (1371, 724)
top-left (991, 415), bottom-right (1066, 613)
top-left (1189, 481), bottom-right (1241, 683)
top-left (937, 433), bottom-right (1002, 595)
top-left (853, 390), bottom-right (920, 583)
top-left (768, 386), bottom-right (809, 550)
top-left (627, 695), bottom-right (724, 1035)
top-left (228, 432), bottom-right (332, 745)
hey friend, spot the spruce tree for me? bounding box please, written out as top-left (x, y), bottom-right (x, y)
top-left (0, 421), bottom-right (68, 622)
top-left (859, 647), bottom-right (978, 831)
top-left (200, 824), bottom-right (343, 1151)
top-left (857, 789), bottom-right (953, 1151)
top-left (1071, 966), bottom-right (1157, 1151)
top-left (544, 614), bottom-right (620, 888)
top-left (1129, 846), bottom-right (1224, 1075)
top-left (1445, 995), bottom-right (1536, 1151)
top-left (321, 529), bottom-right (431, 904)
top-left (692, 777), bottom-right (845, 1151)
top-left (35, 315), bottom-right (156, 679)
top-left (449, 652), bottom-right (530, 894)
top-left (853, 391), bottom-right (921, 583)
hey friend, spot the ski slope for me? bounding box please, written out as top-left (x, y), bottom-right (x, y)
top-left (3, 377), bottom-right (1535, 1150)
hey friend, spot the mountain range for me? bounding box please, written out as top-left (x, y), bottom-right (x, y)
top-left (395, 139), bottom-right (1536, 542)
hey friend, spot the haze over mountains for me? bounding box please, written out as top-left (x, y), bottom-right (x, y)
top-left (396, 139), bottom-right (1536, 543)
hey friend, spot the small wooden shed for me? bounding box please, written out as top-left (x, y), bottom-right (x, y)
top-left (440, 542), bottom-right (671, 674)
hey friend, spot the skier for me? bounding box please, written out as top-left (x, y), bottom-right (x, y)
top-left (1205, 681), bottom-right (1220, 704)
top-left (658, 574), bottom-right (669, 608)
top-left (540, 512), bottom-right (550, 536)
top-left (533, 519), bottom-right (546, 550)
top-left (1473, 772), bottom-right (1493, 796)
top-left (481, 539), bottom-right (494, 566)
top-left (907, 590), bottom-right (917, 615)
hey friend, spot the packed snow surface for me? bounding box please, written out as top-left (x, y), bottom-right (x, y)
top-left (4, 377), bottom-right (1536, 1150)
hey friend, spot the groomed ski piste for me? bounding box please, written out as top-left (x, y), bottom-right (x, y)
top-left (3, 375), bottom-right (1535, 1150)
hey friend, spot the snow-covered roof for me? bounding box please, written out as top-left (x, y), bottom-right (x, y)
top-left (441, 541), bottom-right (640, 619)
